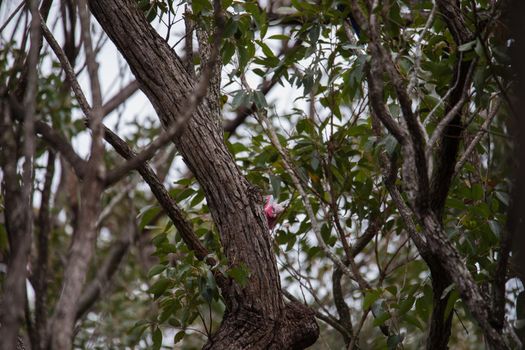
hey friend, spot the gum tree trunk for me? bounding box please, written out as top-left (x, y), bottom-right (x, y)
top-left (87, 0), bottom-right (319, 348)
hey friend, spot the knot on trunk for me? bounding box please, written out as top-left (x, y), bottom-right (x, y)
top-left (203, 301), bottom-right (318, 349)
top-left (271, 301), bottom-right (319, 350)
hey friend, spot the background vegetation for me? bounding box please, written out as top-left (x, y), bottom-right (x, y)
top-left (0, 0), bottom-right (522, 349)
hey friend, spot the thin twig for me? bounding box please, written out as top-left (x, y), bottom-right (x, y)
top-left (256, 107), bottom-right (359, 282)
top-left (0, 1), bottom-right (25, 34)
top-left (100, 80), bottom-right (140, 116)
top-left (454, 98), bottom-right (501, 175)
top-left (427, 59), bottom-right (477, 151)
top-left (34, 120), bottom-right (87, 177)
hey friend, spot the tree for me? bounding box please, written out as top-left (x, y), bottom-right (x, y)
top-left (0, 0), bottom-right (521, 349)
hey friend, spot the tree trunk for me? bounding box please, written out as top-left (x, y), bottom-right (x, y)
top-left (88, 0), bottom-right (319, 348)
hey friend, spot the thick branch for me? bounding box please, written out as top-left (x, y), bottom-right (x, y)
top-left (429, 0), bottom-right (474, 218)
top-left (33, 151), bottom-right (55, 350)
top-left (104, 27), bottom-right (222, 186)
top-left (50, 1), bottom-right (106, 347)
top-left (0, 1), bottom-right (40, 347)
top-left (34, 120), bottom-right (87, 178)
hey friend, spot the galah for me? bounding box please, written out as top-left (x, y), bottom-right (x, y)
top-left (263, 195), bottom-right (284, 231)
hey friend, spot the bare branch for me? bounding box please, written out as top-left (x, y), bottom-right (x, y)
top-left (0, 1), bottom-right (25, 34)
top-left (35, 121), bottom-right (87, 178)
top-left (331, 268), bottom-right (353, 345)
top-left (183, 6), bottom-right (195, 78)
top-left (75, 218), bottom-right (136, 320)
top-left (100, 80), bottom-right (140, 117)
top-left (40, 15), bottom-right (91, 114)
top-left (366, 71), bottom-right (408, 144)
top-left (435, 0), bottom-right (471, 44)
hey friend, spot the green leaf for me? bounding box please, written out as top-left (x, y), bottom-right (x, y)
top-left (495, 191), bottom-right (509, 206)
top-left (231, 90), bottom-right (250, 110)
top-left (146, 6), bottom-right (157, 22)
top-left (148, 264), bottom-right (167, 278)
top-left (177, 188), bottom-right (195, 201)
top-left (191, 191), bottom-right (206, 207)
top-left (308, 24), bottom-right (320, 43)
top-left (270, 174), bottom-right (281, 198)
top-left (192, 0), bottom-right (212, 13)
top-left (398, 296), bottom-right (415, 315)
top-left (152, 327), bottom-right (162, 350)
top-left (223, 18), bottom-right (238, 38)
top-left (174, 330), bottom-right (186, 344)
top-left (444, 290), bottom-right (460, 321)
top-left (373, 312), bottom-right (391, 327)
top-left (387, 334), bottom-right (404, 350)
top-left (148, 278), bottom-right (172, 297)
top-left (151, 233), bottom-right (168, 247)
top-left (253, 90), bottom-right (268, 109)
top-left (488, 220), bottom-right (501, 238)
top-left (222, 40), bottom-right (236, 64)
top-left (137, 205), bottom-right (162, 230)
top-left (256, 40), bottom-right (276, 58)
top-left (363, 289), bottom-right (382, 310)
top-left (269, 34), bottom-right (290, 40)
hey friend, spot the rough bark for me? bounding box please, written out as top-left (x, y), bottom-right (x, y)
top-left (508, 0), bottom-right (525, 345)
top-left (429, 59), bottom-right (472, 218)
top-left (421, 215), bottom-right (509, 349)
top-left (426, 2), bottom-right (474, 347)
top-left (332, 268), bottom-right (352, 346)
top-left (88, 0), bottom-right (319, 348)
top-left (0, 0), bottom-right (40, 347)
top-left (426, 262), bottom-right (453, 350)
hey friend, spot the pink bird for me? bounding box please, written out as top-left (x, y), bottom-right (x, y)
top-left (263, 196), bottom-right (284, 231)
